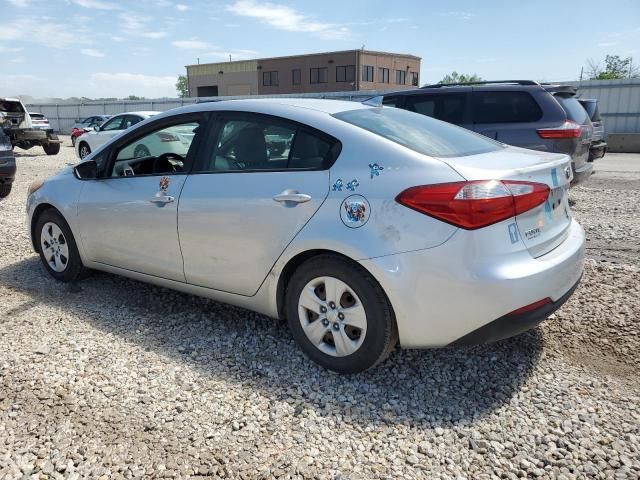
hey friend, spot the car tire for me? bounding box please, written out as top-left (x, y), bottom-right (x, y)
top-left (285, 254), bottom-right (398, 374)
top-left (71, 136), bottom-right (76, 147)
top-left (78, 142), bottom-right (91, 159)
top-left (0, 184), bottom-right (12, 198)
top-left (35, 209), bottom-right (88, 282)
top-left (43, 135), bottom-right (61, 155)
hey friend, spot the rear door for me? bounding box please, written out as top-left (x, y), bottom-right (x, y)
top-left (471, 89), bottom-right (545, 149)
top-left (178, 111), bottom-right (339, 296)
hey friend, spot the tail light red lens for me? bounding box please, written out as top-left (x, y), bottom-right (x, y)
top-left (396, 180), bottom-right (550, 229)
top-left (537, 120), bottom-right (582, 139)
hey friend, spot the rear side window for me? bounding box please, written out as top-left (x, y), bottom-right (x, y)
top-left (473, 91), bottom-right (542, 124)
top-left (405, 93), bottom-right (467, 125)
top-left (334, 107), bottom-right (503, 158)
top-left (555, 95), bottom-right (589, 124)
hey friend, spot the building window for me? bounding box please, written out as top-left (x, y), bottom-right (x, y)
top-left (362, 65), bottom-right (374, 82)
top-left (410, 72), bottom-right (419, 86)
top-left (263, 71), bottom-right (279, 87)
top-left (336, 65), bottom-right (355, 83)
top-left (396, 69), bottom-right (406, 85)
top-left (292, 69), bottom-right (301, 85)
top-left (310, 67), bottom-right (328, 84)
top-left (378, 67), bottom-right (389, 84)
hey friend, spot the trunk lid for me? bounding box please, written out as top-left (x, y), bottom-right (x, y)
top-left (438, 145), bottom-right (573, 257)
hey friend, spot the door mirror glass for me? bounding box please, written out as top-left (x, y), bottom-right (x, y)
top-left (74, 160), bottom-right (97, 180)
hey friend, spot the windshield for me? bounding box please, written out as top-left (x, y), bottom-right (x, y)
top-left (333, 107), bottom-right (503, 158)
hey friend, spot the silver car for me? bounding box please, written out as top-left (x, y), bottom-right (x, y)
top-left (26, 99), bottom-right (585, 373)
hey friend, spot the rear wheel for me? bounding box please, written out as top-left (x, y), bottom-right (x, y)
top-left (35, 209), bottom-right (87, 282)
top-left (286, 255), bottom-right (397, 374)
top-left (0, 184), bottom-right (12, 198)
top-left (43, 142), bottom-right (60, 155)
top-left (79, 142), bottom-right (91, 159)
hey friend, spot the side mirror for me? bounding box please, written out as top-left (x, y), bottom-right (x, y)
top-left (93, 124), bottom-right (101, 131)
top-left (74, 160), bottom-right (97, 180)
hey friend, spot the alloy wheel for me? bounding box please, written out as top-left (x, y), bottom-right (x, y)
top-left (298, 276), bottom-right (367, 357)
top-left (79, 144), bottom-right (90, 159)
top-left (40, 222), bottom-right (69, 273)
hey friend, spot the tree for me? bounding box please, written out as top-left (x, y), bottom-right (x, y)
top-left (586, 55), bottom-right (638, 80)
top-left (176, 74), bottom-right (189, 98)
top-left (126, 95), bottom-right (146, 100)
top-left (439, 72), bottom-right (482, 85)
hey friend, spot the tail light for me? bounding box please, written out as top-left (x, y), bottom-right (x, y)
top-left (157, 132), bottom-right (179, 142)
top-left (537, 120), bottom-right (582, 139)
top-left (396, 180), bottom-right (550, 230)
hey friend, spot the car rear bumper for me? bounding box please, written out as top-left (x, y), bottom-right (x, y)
top-left (588, 141), bottom-right (607, 161)
top-left (359, 219), bottom-right (585, 348)
top-left (571, 160), bottom-right (594, 186)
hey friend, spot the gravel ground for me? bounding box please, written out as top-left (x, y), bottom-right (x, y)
top-left (0, 139), bottom-right (638, 479)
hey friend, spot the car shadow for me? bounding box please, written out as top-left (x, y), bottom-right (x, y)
top-left (0, 256), bottom-right (543, 427)
top-left (13, 150), bottom-right (44, 158)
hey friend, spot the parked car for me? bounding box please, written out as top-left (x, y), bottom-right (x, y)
top-left (71, 115), bottom-right (111, 147)
top-left (75, 112), bottom-right (158, 159)
top-left (27, 99), bottom-right (585, 373)
top-left (0, 129), bottom-right (16, 198)
top-left (579, 98), bottom-right (607, 161)
top-left (382, 80), bottom-right (594, 186)
top-left (28, 112), bottom-right (52, 130)
top-left (0, 97), bottom-right (61, 155)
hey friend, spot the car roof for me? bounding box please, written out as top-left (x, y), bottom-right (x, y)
top-left (192, 98), bottom-right (368, 115)
top-left (111, 111), bottom-right (159, 118)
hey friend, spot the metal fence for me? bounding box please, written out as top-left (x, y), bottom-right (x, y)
top-left (565, 79), bottom-right (640, 134)
top-left (24, 90), bottom-right (385, 134)
top-left (25, 80), bottom-right (640, 134)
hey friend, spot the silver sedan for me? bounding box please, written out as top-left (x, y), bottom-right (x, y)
top-left (26, 99), bottom-right (585, 373)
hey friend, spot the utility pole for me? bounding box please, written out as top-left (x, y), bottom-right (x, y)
top-left (629, 57), bottom-right (633, 79)
top-left (579, 66), bottom-right (583, 81)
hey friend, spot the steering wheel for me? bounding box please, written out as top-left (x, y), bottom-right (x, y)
top-left (153, 152), bottom-right (185, 173)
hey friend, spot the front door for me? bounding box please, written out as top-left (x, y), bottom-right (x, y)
top-left (77, 114), bottom-right (205, 281)
top-left (179, 112), bottom-right (338, 296)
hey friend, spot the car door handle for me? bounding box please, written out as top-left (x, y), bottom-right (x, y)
top-left (149, 195), bottom-right (175, 204)
top-left (273, 190), bottom-right (312, 204)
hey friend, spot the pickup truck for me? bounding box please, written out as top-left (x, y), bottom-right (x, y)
top-left (0, 97), bottom-right (61, 155)
top-left (0, 129), bottom-right (15, 198)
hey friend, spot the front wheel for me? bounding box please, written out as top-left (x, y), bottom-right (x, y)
top-left (43, 139), bottom-right (60, 155)
top-left (78, 142), bottom-right (91, 159)
top-left (35, 209), bottom-right (87, 282)
top-left (0, 184), bottom-right (12, 198)
top-left (286, 255), bottom-right (398, 374)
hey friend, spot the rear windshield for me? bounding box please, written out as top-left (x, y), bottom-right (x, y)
top-left (0, 100), bottom-right (25, 113)
top-left (579, 100), bottom-right (601, 122)
top-left (555, 95), bottom-right (589, 124)
top-left (333, 107), bottom-right (503, 158)
top-left (30, 113), bottom-right (44, 119)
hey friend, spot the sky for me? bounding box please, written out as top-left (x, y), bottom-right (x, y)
top-left (1, 0), bottom-right (639, 99)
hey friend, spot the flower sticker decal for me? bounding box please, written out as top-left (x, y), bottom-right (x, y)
top-left (159, 176), bottom-right (170, 193)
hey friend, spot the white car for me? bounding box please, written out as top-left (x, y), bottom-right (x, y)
top-left (28, 98), bottom-right (584, 373)
top-left (75, 111), bottom-right (159, 159)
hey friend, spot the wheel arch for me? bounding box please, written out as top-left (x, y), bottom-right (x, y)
top-left (275, 249), bottom-right (396, 326)
top-left (30, 203), bottom-right (60, 252)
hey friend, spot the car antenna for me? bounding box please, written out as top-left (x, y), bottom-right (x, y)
top-left (362, 96), bottom-right (383, 107)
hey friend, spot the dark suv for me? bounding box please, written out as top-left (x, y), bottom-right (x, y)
top-left (382, 80), bottom-right (594, 186)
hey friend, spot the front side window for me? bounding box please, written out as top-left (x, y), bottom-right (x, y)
top-left (100, 116), bottom-right (125, 131)
top-left (396, 70), bottom-right (406, 85)
top-left (310, 67), bottom-right (328, 84)
top-left (336, 65), bottom-right (355, 83)
top-left (198, 114), bottom-right (338, 172)
top-left (292, 69), bottom-right (301, 85)
top-left (263, 71), bottom-right (279, 87)
top-left (405, 93), bottom-right (467, 125)
top-left (334, 107), bottom-right (503, 158)
top-left (122, 115), bottom-right (143, 129)
top-left (109, 120), bottom-right (200, 177)
top-left (472, 91), bottom-right (543, 124)
top-left (362, 65), bottom-right (374, 82)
